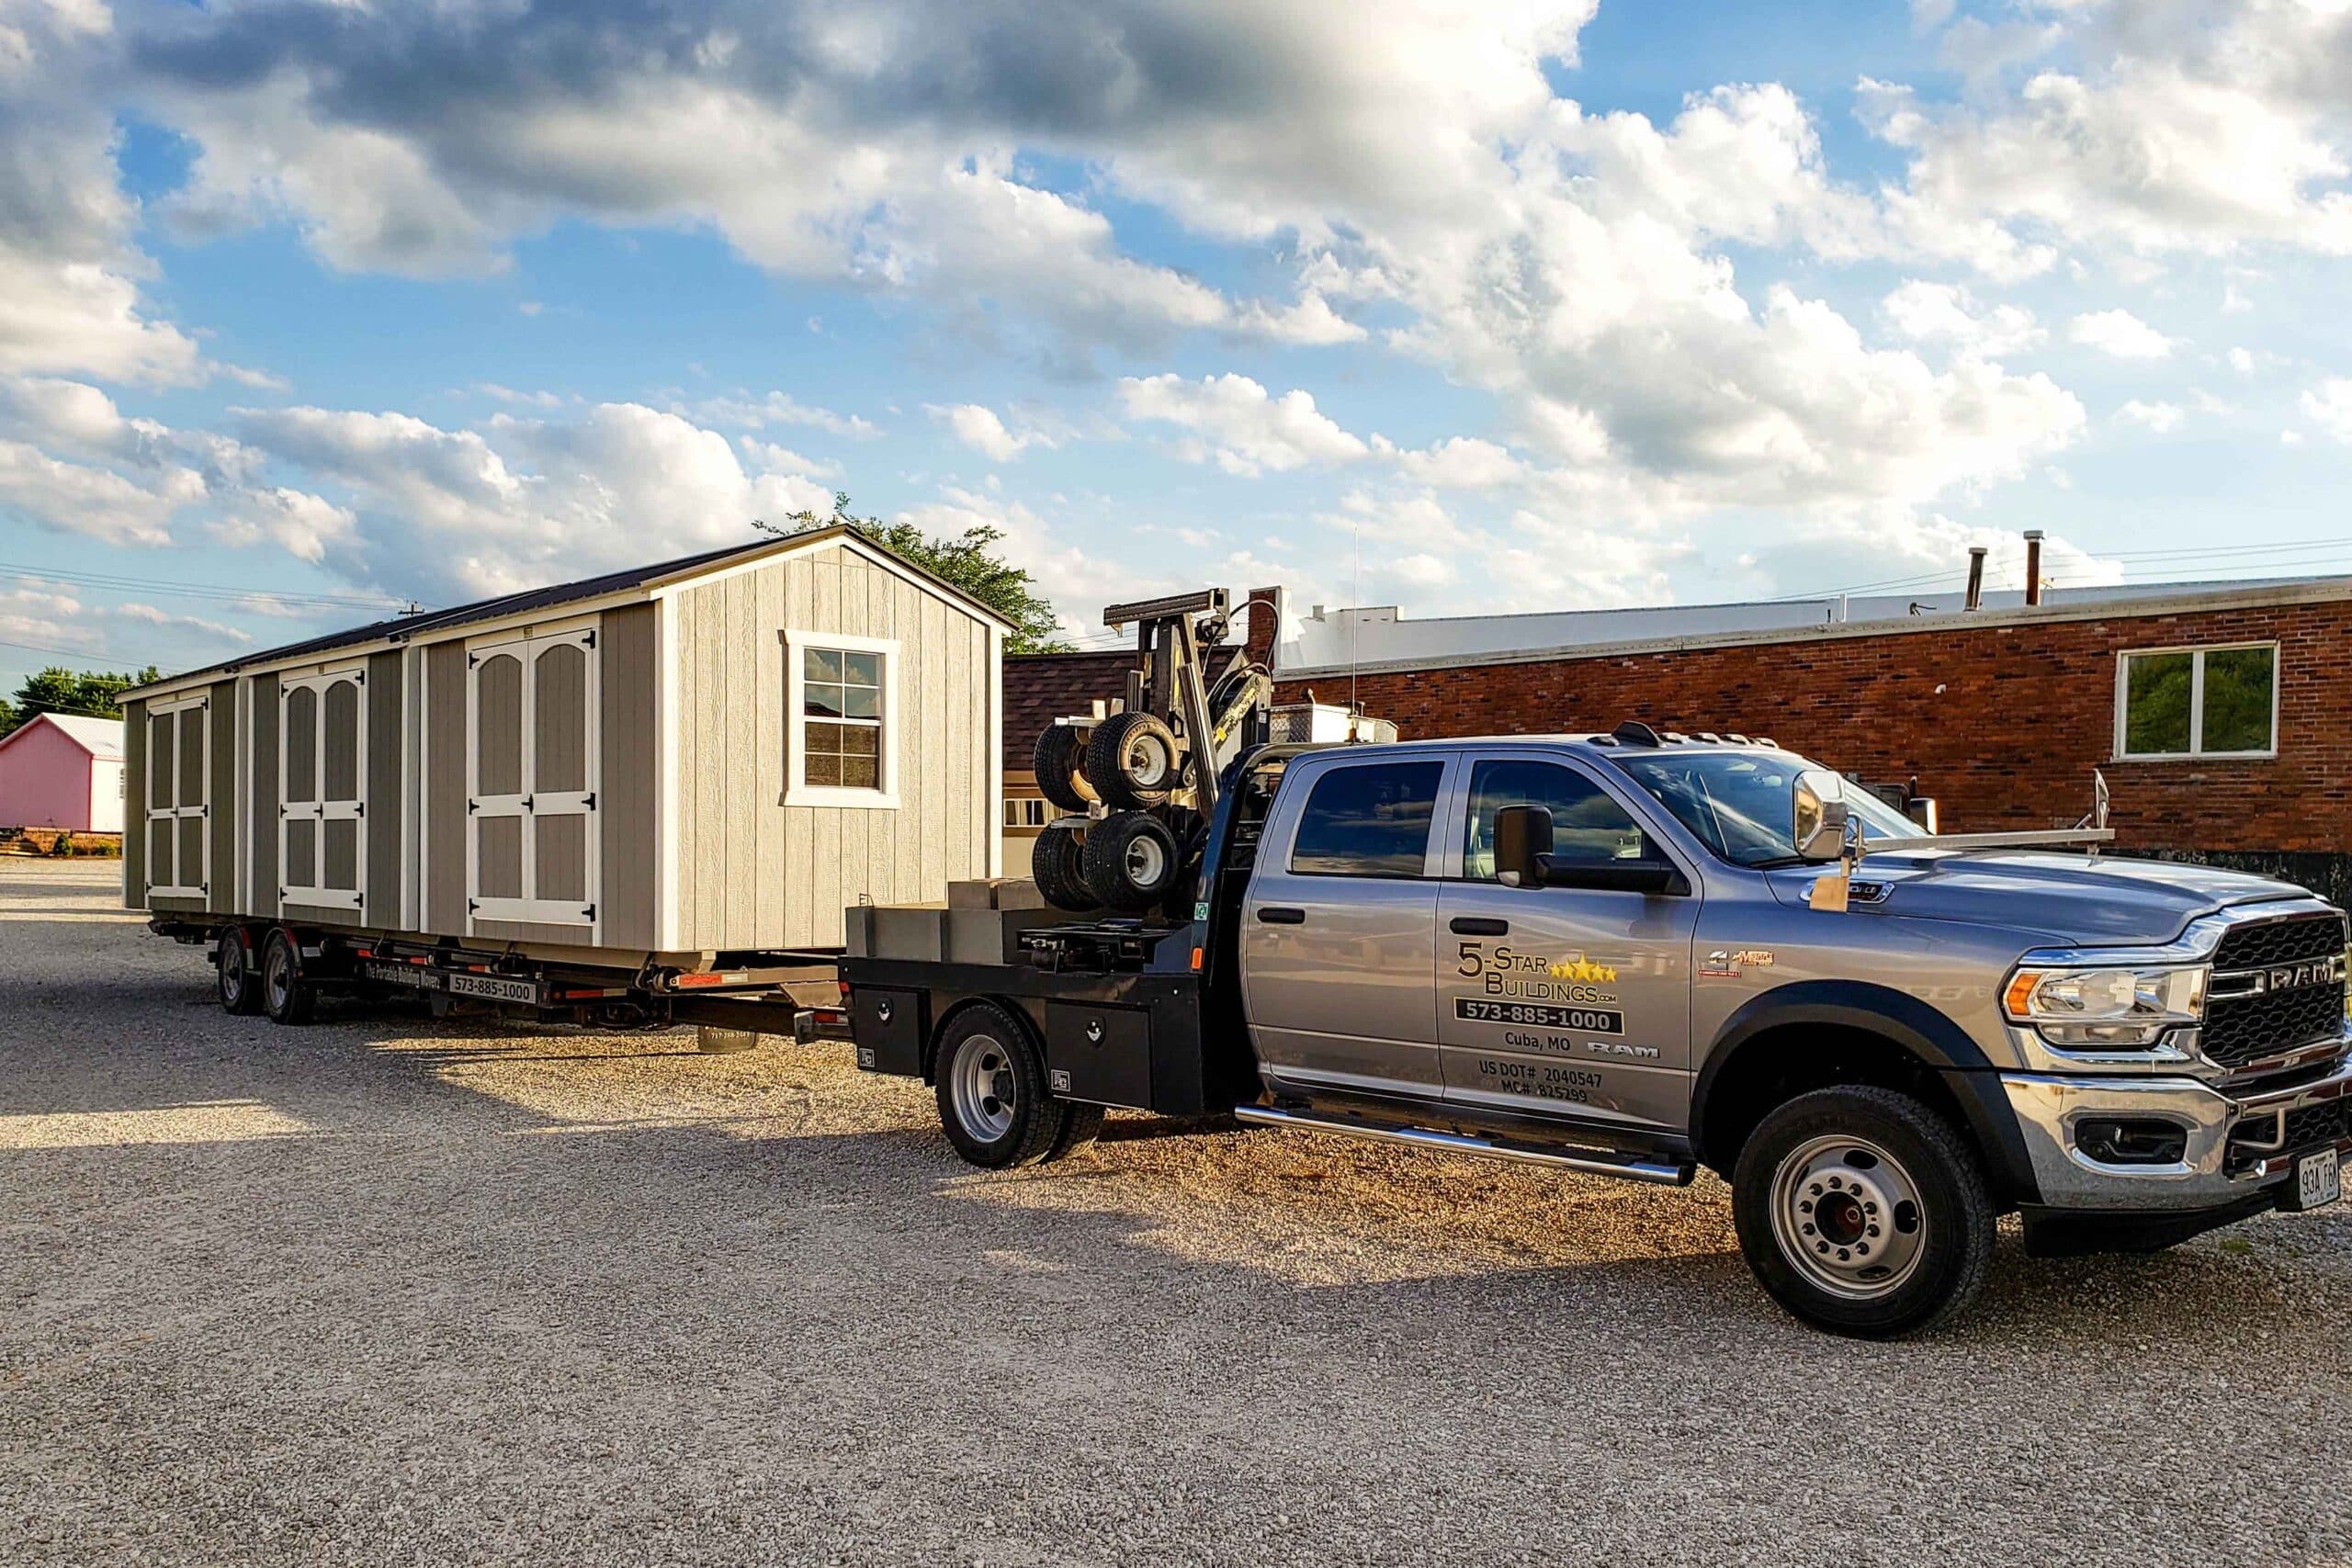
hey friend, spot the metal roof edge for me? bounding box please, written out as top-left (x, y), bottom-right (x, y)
top-left (1273, 576), bottom-right (2352, 682)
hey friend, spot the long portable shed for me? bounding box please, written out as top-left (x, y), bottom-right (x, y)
top-left (120, 525), bottom-right (1009, 971)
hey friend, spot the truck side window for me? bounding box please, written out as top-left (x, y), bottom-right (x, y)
top-left (1288, 761), bottom-right (1443, 878)
top-left (1463, 760), bottom-right (1645, 880)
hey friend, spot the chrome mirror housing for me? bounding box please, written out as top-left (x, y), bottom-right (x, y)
top-left (1792, 770), bottom-right (1852, 862)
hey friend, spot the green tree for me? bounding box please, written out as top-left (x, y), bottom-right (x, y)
top-left (759, 492), bottom-right (1072, 654)
top-left (4, 665), bottom-right (161, 738)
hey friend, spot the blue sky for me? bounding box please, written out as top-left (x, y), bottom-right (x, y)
top-left (5, 0), bottom-right (2352, 687)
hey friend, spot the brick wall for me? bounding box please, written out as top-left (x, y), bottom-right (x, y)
top-left (1265, 592), bottom-right (2352, 860)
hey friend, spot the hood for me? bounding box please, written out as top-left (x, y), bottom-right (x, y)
top-left (1767, 851), bottom-right (2312, 947)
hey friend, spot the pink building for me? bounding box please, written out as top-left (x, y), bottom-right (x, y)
top-left (0, 714), bottom-right (126, 833)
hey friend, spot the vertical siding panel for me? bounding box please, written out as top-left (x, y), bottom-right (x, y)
top-left (423, 647), bottom-right (462, 931)
top-left (121, 698), bottom-right (146, 908)
top-left (599, 604), bottom-right (659, 950)
top-left (694, 583), bottom-right (727, 948)
top-left (673, 589), bottom-right (699, 943)
top-left (753, 561), bottom-right (786, 949)
top-left (208, 683), bottom-right (235, 908)
top-left (724, 570), bottom-right (757, 949)
top-left (813, 806), bottom-right (842, 944)
top-left (366, 650), bottom-right (402, 919)
top-left (921, 593), bottom-right (947, 895)
top-left (944, 609), bottom-right (969, 883)
top-left (893, 579), bottom-right (922, 901)
top-left (782, 557), bottom-right (816, 947)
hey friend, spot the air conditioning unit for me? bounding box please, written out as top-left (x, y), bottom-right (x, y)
top-left (1268, 703), bottom-right (1397, 745)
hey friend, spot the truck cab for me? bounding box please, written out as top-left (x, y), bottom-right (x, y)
top-left (842, 728), bottom-right (2350, 1337)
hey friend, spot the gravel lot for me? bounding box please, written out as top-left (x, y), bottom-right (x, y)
top-left (5, 857), bottom-right (2349, 1567)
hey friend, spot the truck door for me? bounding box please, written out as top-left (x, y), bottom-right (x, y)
top-left (1241, 751), bottom-right (1453, 1100)
top-left (1436, 753), bottom-right (1700, 1134)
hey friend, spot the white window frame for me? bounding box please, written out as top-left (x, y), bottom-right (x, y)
top-left (465, 619), bottom-right (603, 931)
top-left (2113, 640), bottom-right (2281, 762)
top-left (782, 629), bottom-right (899, 809)
top-left (277, 660), bottom-right (368, 914)
top-left (145, 693), bottom-right (209, 899)
top-left (1002, 796), bottom-right (1049, 829)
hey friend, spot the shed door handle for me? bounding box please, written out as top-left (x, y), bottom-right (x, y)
top-left (1257, 906), bottom-right (1306, 925)
top-left (1450, 917), bottom-right (1510, 936)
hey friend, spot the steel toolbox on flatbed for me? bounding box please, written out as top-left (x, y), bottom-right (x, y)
top-left (840, 907), bottom-right (1247, 1118)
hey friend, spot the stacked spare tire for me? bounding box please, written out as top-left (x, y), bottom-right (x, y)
top-left (1030, 714), bottom-right (1197, 915)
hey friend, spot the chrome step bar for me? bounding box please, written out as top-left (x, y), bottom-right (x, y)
top-left (1233, 1104), bottom-right (1694, 1186)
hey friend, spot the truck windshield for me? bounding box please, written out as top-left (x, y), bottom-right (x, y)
top-left (1610, 750), bottom-right (1924, 866)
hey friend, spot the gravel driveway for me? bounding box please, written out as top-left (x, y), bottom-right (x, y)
top-left (5, 858), bottom-right (2349, 1567)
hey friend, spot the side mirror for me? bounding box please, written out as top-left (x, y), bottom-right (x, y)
top-left (1493, 804), bottom-right (1553, 888)
top-left (1905, 795), bottom-right (1939, 833)
top-left (1792, 770), bottom-right (1851, 862)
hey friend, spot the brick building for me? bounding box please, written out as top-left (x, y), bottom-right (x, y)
top-left (1241, 575), bottom-right (2352, 903)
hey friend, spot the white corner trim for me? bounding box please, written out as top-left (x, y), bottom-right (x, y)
top-left (781, 626), bottom-right (901, 809)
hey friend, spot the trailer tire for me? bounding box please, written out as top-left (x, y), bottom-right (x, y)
top-left (934, 1002), bottom-right (1071, 1168)
top-left (1032, 724), bottom-right (1098, 814)
top-left (1031, 822), bottom-right (1095, 911)
top-left (216, 931), bottom-right (262, 1016)
top-left (260, 928), bottom-right (316, 1027)
top-left (1085, 711), bottom-right (1182, 809)
top-left (1080, 811), bottom-right (1183, 911)
top-left (1731, 1085), bottom-right (1996, 1339)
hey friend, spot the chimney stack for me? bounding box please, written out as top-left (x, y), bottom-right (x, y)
top-left (2022, 530), bottom-right (2044, 607)
top-left (1964, 547), bottom-right (1987, 611)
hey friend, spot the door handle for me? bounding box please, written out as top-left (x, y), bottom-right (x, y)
top-left (1450, 917), bottom-right (1509, 936)
top-left (1256, 906), bottom-right (1306, 925)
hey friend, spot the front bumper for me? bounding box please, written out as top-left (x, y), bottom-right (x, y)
top-left (2001, 1042), bottom-right (2352, 1211)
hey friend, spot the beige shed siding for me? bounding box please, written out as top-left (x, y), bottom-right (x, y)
top-left (424, 640), bottom-right (467, 931)
top-left (250, 675), bottom-right (279, 909)
top-left (598, 603), bottom-right (658, 949)
top-left (671, 542), bottom-right (994, 950)
top-left (120, 697), bottom-right (145, 907)
top-left (366, 649), bottom-right (403, 917)
top-left (207, 682), bottom-right (235, 908)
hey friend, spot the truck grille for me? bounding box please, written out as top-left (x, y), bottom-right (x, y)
top-left (2202, 913), bottom-right (2349, 1074)
top-left (2227, 1097), bottom-right (2350, 1173)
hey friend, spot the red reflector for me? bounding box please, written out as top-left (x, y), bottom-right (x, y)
top-left (837, 978), bottom-right (851, 998)
top-left (675, 973), bottom-right (726, 988)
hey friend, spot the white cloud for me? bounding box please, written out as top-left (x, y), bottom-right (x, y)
top-left (1879, 280), bottom-right (2043, 359)
top-left (684, 390), bottom-right (879, 439)
top-left (115, 602), bottom-right (254, 644)
top-left (2069, 309), bottom-right (2176, 359)
top-left (2116, 399), bottom-right (2185, 433)
top-left (2301, 378), bottom-right (2352, 445)
top-left (1235, 290), bottom-right (1367, 345)
top-left (1119, 373), bottom-right (1370, 476)
top-left (929, 402), bottom-right (1053, 464)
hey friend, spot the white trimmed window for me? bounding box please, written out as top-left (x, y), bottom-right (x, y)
top-left (2115, 642), bottom-right (2279, 761)
top-left (1003, 797), bottom-right (1050, 829)
top-left (146, 693), bottom-right (209, 898)
top-left (783, 631), bottom-right (898, 807)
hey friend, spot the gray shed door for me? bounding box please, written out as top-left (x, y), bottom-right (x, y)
top-left (467, 625), bottom-right (600, 930)
top-left (145, 694), bottom-right (209, 898)
top-left (279, 666), bottom-right (367, 915)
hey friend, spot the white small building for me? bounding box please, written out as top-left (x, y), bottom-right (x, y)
top-left (0, 714), bottom-right (126, 834)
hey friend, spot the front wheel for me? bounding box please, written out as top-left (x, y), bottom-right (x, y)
top-left (1731, 1086), bottom-right (1996, 1338)
top-left (933, 1002), bottom-right (1084, 1168)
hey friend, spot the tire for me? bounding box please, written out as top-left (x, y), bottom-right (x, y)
top-left (1731, 1086), bottom-right (1996, 1339)
top-left (1045, 1101), bottom-right (1106, 1163)
top-left (1084, 711), bottom-right (1182, 809)
top-left (1080, 811), bottom-right (1183, 912)
top-left (259, 928), bottom-right (316, 1027)
top-left (1030, 822), bottom-right (1095, 911)
top-left (1032, 725), bottom-right (1098, 814)
top-left (933, 1002), bottom-right (1074, 1168)
top-left (216, 931), bottom-right (262, 1016)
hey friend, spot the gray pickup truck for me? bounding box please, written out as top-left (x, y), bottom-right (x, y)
top-left (838, 726), bottom-right (2350, 1336)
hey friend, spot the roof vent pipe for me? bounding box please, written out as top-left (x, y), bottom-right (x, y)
top-left (1964, 547), bottom-right (1988, 611)
top-left (2022, 530), bottom-right (2044, 607)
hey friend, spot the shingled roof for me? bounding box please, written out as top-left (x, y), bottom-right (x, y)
top-left (1002, 649), bottom-right (1137, 771)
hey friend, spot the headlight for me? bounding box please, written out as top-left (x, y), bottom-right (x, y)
top-left (2002, 964), bottom-right (2206, 1047)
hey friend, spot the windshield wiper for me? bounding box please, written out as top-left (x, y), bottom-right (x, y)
top-left (1744, 854), bottom-right (1812, 870)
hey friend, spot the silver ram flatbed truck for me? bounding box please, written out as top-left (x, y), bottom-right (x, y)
top-left (836, 726), bottom-right (2350, 1337)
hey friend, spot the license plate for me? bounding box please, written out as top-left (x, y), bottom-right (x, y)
top-left (2290, 1146), bottom-right (2340, 1212)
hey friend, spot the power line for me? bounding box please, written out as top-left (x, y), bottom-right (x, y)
top-left (0, 562), bottom-right (413, 615)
